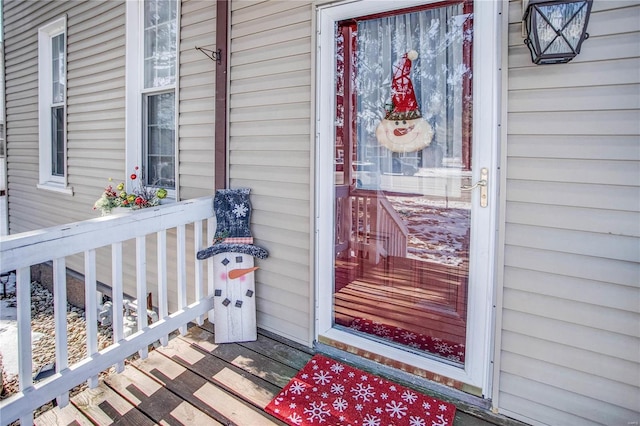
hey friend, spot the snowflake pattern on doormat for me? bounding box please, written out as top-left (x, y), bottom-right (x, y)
top-left (349, 318), bottom-right (465, 364)
top-left (265, 354), bottom-right (456, 426)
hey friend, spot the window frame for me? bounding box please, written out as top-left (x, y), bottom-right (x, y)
top-left (126, 0), bottom-right (179, 198)
top-left (37, 17), bottom-right (71, 194)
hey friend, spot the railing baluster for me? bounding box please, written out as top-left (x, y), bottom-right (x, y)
top-left (136, 236), bottom-right (148, 359)
top-left (207, 217), bottom-right (215, 322)
top-left (16, 266), bottom-right (33, 426)
top-left (177, 224), bottom-right (187, 335)
top-left (157, 230), bottom-right (168, 346)
top-left (194, 220), bottom-right (204, 325)
top-left (53, 257), bottom-right (70, 407)
top-left (84, 249), bottom-right (98, 388)
top-left (111, 241), bottom-right (124, 373)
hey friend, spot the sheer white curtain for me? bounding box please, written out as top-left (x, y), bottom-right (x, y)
top-left (355, 3), bottom-right (468, 171)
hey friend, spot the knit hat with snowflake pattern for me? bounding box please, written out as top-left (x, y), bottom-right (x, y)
top-left (197, 188), bottom-right (268, 260)
top-left (384, 50), bottom-right (422, 121)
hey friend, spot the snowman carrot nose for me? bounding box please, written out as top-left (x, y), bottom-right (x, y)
top-left (228, 267), bottom-right (259, 279)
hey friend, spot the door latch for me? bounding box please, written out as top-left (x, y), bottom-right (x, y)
top-left (461, 167), bottom-right (488, 208)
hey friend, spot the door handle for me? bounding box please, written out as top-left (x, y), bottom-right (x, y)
top-left (461, 167), bottom-right (488, 207)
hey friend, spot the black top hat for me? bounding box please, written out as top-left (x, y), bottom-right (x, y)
top-left (197, 188), bottom-right (268, 260)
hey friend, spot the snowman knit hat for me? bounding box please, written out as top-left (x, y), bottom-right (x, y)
top-left (385, 50), bottom-right (422, 121)
top-left (196, 188), bottom-right (268, 260)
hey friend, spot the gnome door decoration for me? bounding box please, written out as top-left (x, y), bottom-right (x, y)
top-left (375, 50), bottom-right (434, 153)
top-left (197, 188), bottom-right (268, 343)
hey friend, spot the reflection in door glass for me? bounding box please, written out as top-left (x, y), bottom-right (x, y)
top-left (333, 1), bottom-right (473, 366)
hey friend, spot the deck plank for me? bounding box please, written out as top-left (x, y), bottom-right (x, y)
top-left (34, 403), bottom-right (95, 426)
top-left (150, 335), bottom-right (282, 409)
top-left (200, 322), bottom-right (313, 370)
top-left (178, 325), bottom-right (300, 388)
top-left (131, 340), bottom-right (284, 424)
top-left (71, 383), bottom-right (155, 426)
top-left (105, 363), bottom-right (221, 425)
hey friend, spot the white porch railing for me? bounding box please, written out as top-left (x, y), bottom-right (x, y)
top-left (0, 196), bottom-right (216, 426)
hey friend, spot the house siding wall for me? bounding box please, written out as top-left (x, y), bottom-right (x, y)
top-left (4, 0), bottom-right (126, 233)
top-left (179, 0), bottom-right (216, 199)
top-left (497, 1), bottom-right (640, 424)
top-left (3, 0), bottom-right (217, 312)
top-left (228, 0), bottom-right (313, 345)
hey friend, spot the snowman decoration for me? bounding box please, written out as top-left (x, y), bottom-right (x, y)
top-left (375, 50), bottom-right (434, 153)
top-left (197, 188), bottom-right (268, 343)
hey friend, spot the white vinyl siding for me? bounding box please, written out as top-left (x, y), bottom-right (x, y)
top-left (4, 0), bottom-right (127, 233)
top-left (178, 0), bottom-right (216, 199)
top-left (496, 1), bottom-right (640, 424)
top-left (228, 1), bottom-right (313, 345)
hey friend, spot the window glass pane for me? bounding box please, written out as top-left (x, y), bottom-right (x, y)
top-left (51, 33), bottom-right (65, 104)
top-left (51, 106), bottom-right (65, 176)
top-left (144, 0), bottom-right (177, 88)
top-left (146, 92), bottom-right (175, 189)
top-left (333, 3), bottom-right (473, 365)
top-left (354, 4), bottom-right (468, 176)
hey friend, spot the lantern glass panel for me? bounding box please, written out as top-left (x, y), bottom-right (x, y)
top-left (536, 2), bottom-right (589, 54)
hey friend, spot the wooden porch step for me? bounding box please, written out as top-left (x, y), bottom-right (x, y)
top-left (33, 323), bottom-right (313, 426)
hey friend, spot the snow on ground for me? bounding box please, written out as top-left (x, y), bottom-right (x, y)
top-left (387, 195), bottom-right (471, 266)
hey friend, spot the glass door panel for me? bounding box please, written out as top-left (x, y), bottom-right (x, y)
top-left (333, 1), bottom-right (473, 366)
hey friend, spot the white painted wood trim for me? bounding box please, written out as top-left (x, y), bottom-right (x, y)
top-left (0, 197), bottom-right (214, 271)
top-left (194, 220), bottom-right (204, 326)
top-left (136, 236), bottom-right (148, 359)
top-left (314, 0), bottom-right (502, 393)
top-left (0, 197), bottom-right (216, 425)
top-left (16, 267), bottom-right (33, 426)
top-left (53, 257), bottom-right (70, 407)
top-left (0, 300), bottom-right (213, 424)
top-left (157, 230), bottom-right (169, 347)
top-left (84, 249), bottom-right (99, 388)
top-left (177, 224), bottom-right (187, 336)
top-left (112, 241), bottom-right (125, 373)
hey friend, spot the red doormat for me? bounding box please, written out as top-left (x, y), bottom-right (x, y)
top-left (265, 354), bottom-right (456, 425)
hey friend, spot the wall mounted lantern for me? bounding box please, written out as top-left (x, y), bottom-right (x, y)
top-left (523, 0), bottom-right (593, 65)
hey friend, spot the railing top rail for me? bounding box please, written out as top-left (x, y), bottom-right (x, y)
top-left (0, 196), bottom-right (214, 273)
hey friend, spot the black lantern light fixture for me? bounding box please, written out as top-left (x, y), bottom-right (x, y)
top-left (523, 0), bottom-right (593, 65)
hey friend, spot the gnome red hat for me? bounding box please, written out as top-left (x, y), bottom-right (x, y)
top-left (385, 50), bottom-right (422, 121)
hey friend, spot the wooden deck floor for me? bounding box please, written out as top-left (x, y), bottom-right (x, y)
top-left (33, 322), bottom-right (503, 426)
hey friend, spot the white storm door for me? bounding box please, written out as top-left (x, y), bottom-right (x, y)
top-left (315, 0), bottom-right (501, 396)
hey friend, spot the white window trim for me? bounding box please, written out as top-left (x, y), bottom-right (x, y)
top-left (126, 0), bottom-right (179, 200)
top-left (314, 0), bottom-right (502, 396)
top-left (37, 16), bottom-right (72, 195)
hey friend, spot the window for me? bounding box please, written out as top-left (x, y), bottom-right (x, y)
top-left (336, 3), bottom-right (473, 191)
top-left (126, 0), bottom-right (177, 194)
top-left (38, 17), bottom-right (70, 193)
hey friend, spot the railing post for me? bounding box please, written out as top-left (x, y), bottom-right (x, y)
top-left (85, 249), bottom-right (99, 388)
top-left (136, 236), bottom-right (148, 359)
top-left (16, 266), bottom-right (33, 426)
top-left (177, 224), bottom-right (187, 335)
top-left (194, 220), bottom-right (204, 325)
top-left (53, 257), bottom-right (70, 407)
top-left (157, 230), bottom-right (169, 346)
top-left (112, 241), bottom-right (125, 373)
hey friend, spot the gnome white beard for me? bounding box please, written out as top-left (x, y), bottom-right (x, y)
top-left (375, 117), bottom-right (434, 153)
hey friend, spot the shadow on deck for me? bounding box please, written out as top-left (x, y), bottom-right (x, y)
top-left (35, 322), bottom-right (517, 426)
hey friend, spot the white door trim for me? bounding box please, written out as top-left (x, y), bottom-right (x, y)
top-left (314, 0), bottom-right (502, 396)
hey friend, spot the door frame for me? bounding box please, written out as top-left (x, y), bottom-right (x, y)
top-left (314, 0), bottom-right (502, 396)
